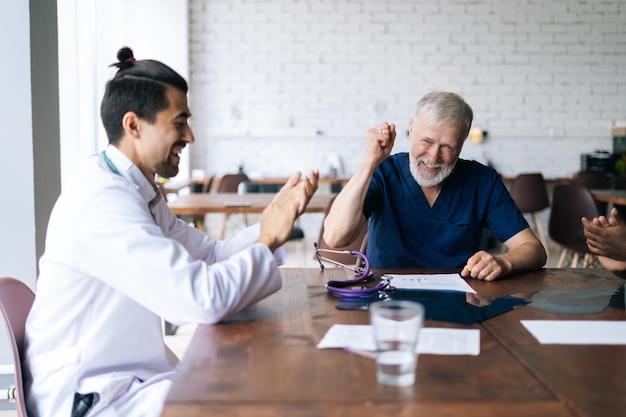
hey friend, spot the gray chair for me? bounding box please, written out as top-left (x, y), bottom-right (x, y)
top-left (0, 277), bottom-right (35, 417)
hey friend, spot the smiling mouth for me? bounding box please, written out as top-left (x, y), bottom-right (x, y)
top-left (419, 161), bottom-right (442, 171)
top-left (170, 145), bottom-right (185, 160)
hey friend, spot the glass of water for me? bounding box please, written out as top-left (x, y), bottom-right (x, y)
top-left (370, 300), bottom-right (424, 386)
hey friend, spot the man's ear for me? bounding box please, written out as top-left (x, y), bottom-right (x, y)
top-left (121, 112), bottom-right (141, 139)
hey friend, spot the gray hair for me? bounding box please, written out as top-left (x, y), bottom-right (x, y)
top-left (414, 92), bottom-right (473, 139)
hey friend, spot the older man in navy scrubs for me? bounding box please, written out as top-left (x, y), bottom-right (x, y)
top-left (323, 91), bottom-right (546, 281)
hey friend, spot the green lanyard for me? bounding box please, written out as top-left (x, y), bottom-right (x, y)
top-left (101, 150), bottom-right (120, 175)
top-left (102, 151), bottom-right (157, 223)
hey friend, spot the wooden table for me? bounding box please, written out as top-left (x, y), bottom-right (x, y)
top-left (161, 179), bottom-right (197, 194)
top-left (590, 188), bottom-right (626, 206)
top-left (168, 193), bottom-right (333, 237)
top-left (168, 193), bottom-right (332, 216)
top-left (213, 176), bottom-right (349, 186)
top-left (161, 267), bottom-right (626, 417)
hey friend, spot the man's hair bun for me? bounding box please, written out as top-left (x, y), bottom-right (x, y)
top-left (117, 47), bottom-right (135, 64)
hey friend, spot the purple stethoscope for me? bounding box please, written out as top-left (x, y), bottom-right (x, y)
top-left (313, 243), bottom-right (390, 297)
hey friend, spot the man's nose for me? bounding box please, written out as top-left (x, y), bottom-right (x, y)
top-left (183, 126), bottom-right (195, 144)
top-left (427, 144), bottom-right (441, 162)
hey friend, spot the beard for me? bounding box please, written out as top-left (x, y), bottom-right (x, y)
top-left (156, 142), bottom-right (185, 178)
top-left (409, 154), bottom-right (456, 187)
top-left (155, 154), bottom-right (180, 179)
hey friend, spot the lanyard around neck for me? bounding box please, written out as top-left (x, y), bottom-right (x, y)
top-left (102, 150), bottom-right (157, 223)
top-left (102, 150), bottom-right (120, 175)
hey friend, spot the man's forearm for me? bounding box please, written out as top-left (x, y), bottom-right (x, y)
top-left (498, 241), bottom-right (547, 277)
top-left (323, 160), bottom-right (376, 247)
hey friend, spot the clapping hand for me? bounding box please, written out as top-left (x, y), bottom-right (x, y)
top-left (257, 170), bottom-right (319, 252)
top-left (582, 207), bottom-right (626, 262)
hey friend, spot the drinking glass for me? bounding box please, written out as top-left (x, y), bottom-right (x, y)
top-left (370, 300), bottom-right (424, 386)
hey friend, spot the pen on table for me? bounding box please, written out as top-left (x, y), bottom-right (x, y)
top-left (344, 347), bottom-right (378, 360)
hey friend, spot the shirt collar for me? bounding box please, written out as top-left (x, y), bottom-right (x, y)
top-left (104, 145), bottom-right (161, 207)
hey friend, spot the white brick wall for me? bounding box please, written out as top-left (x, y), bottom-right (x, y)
top-left (187, 0), bottom-right (626, 181)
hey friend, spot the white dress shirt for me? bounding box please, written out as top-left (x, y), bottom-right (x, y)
top-left (24, 146), bottom-right (283, 417)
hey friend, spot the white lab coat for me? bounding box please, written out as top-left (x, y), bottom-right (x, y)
top-left (24, 146), bottom-right (284, 417)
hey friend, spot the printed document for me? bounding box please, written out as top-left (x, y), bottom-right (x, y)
top-left (317, 324), bottom-right (480, 356)
top-left (384, 273), bottom-right (476, 294)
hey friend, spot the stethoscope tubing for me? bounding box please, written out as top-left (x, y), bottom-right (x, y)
top-left (314, 244), bottom-right (390, 297)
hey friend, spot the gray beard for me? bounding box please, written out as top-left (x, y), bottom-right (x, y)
top-left (409, 154), bottom-right (456, 187)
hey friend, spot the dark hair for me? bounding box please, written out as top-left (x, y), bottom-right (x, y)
top-left (100, 47), bottom-right (189, 144)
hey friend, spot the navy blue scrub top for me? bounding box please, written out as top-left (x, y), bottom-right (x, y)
top-left (363, 154), bottom-right (528, 268)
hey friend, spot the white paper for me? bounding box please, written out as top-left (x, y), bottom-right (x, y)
top-left (384, 273), bottom-right (476, 294)
top-left (521, 320), bottom-right (626, 345)
top-left (317, 324), bottom-right (480, 356)
top-left (417, 327), bottom-right (480, 355)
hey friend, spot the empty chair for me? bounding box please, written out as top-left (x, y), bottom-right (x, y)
top-left (183, 176), bottom-right (215, 233)
top-left (573, 171), bottom-right (611, 215)
top-left (191, 175), bottom-right (214, 194)
top-left (314, 195), bottom-right (369, 269)
top-left (548, 184), bottom-right (600, 268)
top-left (509, 173), bottom-right (550, 256)
top-left (217, 173), bottom-right (249, 239)
top-left (0, 277), bottom-right (36, 417)
top-left (572, 171), bottom-right (611, 189)
top-left (218, 173), bottom-right (249, 193)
